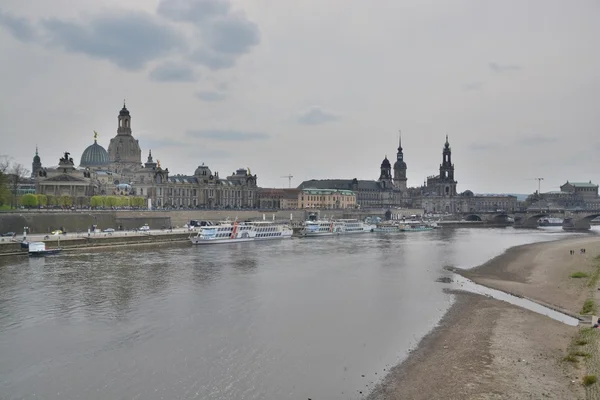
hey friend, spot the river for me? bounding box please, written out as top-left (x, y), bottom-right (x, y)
top-left (0, 227), bottom-right (582, 399)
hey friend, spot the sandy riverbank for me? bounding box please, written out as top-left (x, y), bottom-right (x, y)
top-left (369, 235), bottom-right (600, 399)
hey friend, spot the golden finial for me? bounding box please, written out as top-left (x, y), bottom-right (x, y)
top-left (93, 130), bottom-right (98, 141)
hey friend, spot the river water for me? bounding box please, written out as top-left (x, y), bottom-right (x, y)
top-left (0, 227), bottom-right (584, 399)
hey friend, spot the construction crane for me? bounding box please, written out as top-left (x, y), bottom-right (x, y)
top-left (534, 177), bottom-right (544, 194)
top-left (281, 175), bottom-right (293, 188)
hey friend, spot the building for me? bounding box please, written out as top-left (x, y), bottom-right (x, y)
top-left (409, 136), bottom-right (517, 214)
top-left (560, 181), bottom-right (599, 202)
top-left (33, 103), bottom-right (259, 208)
top-left (299, 188), bottom-right (357, 209)
top-left (536, 181), bottom-right (600, 210)
top-left (298, 136), bottom-right (407, 208)
top-left (415, 136), bottom-right (461, 213)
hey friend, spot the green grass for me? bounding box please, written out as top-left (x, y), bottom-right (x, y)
top-left (588, 257), bottom-right (600, 288)
top-left (576, 339), bottom-right (589, 346)
top-left (571, 271), bottom-right (589, 278)
top-left (582, 299), bottom-right (596, 315)
top-left (583, 375), bottom-right (597, 386)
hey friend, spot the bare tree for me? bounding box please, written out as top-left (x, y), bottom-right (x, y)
top-left (0, 156), bottom-right (10, 207)
top-left (1, 158), bottom-right (30, 209)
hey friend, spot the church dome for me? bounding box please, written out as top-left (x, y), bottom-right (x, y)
top-left (380, 156), bottom-right (391, 168)
top-left (394, 160), bottom-right (407, 170)
top-left (119, 105), bottom-right (130, 116)
top-left (80, 141), bottom-right (110, 167)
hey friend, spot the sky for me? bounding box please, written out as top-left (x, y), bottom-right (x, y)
top-left (1, 0), bottom-right (599, 194)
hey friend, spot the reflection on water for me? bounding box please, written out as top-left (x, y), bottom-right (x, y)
top-left (0, 228), bottom-right (583, 400)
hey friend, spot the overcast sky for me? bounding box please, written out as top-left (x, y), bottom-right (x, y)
top-left (1, 0), bottom-right (598, 194)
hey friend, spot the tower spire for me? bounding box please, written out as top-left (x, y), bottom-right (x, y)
top-left (398, 129), bottom-right (403, 151)
top-left (35, 145), bottom-right (38, 156)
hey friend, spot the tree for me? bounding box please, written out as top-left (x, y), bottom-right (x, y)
top-left (59, 195), bottom-right (73, 207)
top-left (2, 159), bottom-right (30, 209)
top-left (90, 196), bottom-right (105, 208)
top-left (36, 194), bottom-right (48, 207)
top-left (0, 156), bottom-right (11, 207)
top-left (21, 193), bottom-right (38, 208)
top-left (46, 194), bottom-right (56, 207)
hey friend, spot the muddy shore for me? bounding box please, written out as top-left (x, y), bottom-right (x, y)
top-left (369, 236), bottom-right (600, 400)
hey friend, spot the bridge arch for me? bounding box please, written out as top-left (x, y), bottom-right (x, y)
top-left (464, 214), bottom-right (483, 221)
top-left (563, 213), bottom-right (600, 231)
top-left (514, 213), bottom-right (550, 229)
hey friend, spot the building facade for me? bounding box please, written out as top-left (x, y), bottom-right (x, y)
top-left (298, 137), bottom-right (408, 208)
top-left (299, 188), bottom-right (357, 209)
top-left (33, 104), bottom-right (259, 208)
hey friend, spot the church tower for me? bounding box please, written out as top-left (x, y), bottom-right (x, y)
top-left (108, 101), bottom-right (142, 175)
top-left (31, 146), bottom-right (42, 178)
top-left (117, 102), bottom-right (132, 136)
top-left (378, 156), bottom-right (393, 189)
top-left (439, 135), bottom-right (457, 196)
top-left (393, 131), bottom-right (407, 190)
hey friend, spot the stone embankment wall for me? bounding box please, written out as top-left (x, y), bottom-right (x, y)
top-left (0, 232), bottom-right (192, 256)
top-left (0, 208), bottom-right (400, 234)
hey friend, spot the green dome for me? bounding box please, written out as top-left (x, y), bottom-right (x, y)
top-left (80, 140), bottom-right (110, 167)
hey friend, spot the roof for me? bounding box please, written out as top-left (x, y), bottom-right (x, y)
top-left (42, 174), bottom-right (87, 182)
top-left (301, 188), bottom-right (355, 196)
top-left (168, 175), bottom-right (198, 184)
top-left (564, 181), bottom-right (598, 188)
top-left (298, 179), bottom-right (382, 191)
top-left (80, 141), bottom-right (110, 167)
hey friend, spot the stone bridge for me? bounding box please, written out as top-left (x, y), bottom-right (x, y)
top-left (513, 210), bottom-right (600, 230)
top-left (461, 212), bottom-right (513, 225)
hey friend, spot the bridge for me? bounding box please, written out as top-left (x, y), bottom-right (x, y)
top-left (461, 211), bottom-right (513, 225)
top-left (513, 209), bottom-right (600, 230)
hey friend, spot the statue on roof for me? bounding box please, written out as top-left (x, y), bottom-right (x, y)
top-left (157, 159), bottom-right (161, 168)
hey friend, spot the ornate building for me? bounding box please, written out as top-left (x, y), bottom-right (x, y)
top-left (33, 103), bottom-right (259, 208)
top-left (413, 136), bottom-right (517, 214)
top-left (298, 137), bottom-right (408, 208)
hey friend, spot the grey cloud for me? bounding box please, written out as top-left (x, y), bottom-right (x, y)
top-left (159, 0), bottom-right (260, 69)
top-left (297, 106), bottom-right (339, 125)
top-left (2, 0), bottom-right (259, 73)
top-left (195, 91), bottom-right (226, 101)
top-left (0, 10), bottom-right (36, 42)
top-left (515, 135), bottom-right (558, 146)
top-left (204, 16), bottom-right (259, 55)
top-left (41, 12), bottom-right (183, 70)
top-left (186, 130), bottom-right (269, 141)
top-left (462, 82), bottom-right (484, 91)
top-left (157, 0), bottom-right (230, 23)
top-left (142, 137), bottom-right (187, 148)
top-left (489, 62), bottom-right (522, 73)
top-left (149, 62), bottom-right (197, 82)
top-left (190, 48), bottom-right (236, 70)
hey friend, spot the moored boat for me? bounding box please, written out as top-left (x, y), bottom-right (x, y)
top-left (28, 241), bottom-right (62, 256)
top-left (372, 221), bottom-right (401, 233)
top-left (300, 219), bottom-right (374, 237)
top-left (189, 220), bottom-right (292, 245)
top-left (398, 221), bottom-right (433, 232)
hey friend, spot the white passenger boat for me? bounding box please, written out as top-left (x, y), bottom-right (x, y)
top-left (398, 221), bottom-right (433, 232)
top-left (189, 221), bottom-right (292, 245)
top-left (336, 219), bottom-right (376, 234)
top-left (301, 219), bottom-right (375, 237)
top-left (301, 220), bottom-right (341, 237)
top-left (373, 221), bottom-right (401, 233)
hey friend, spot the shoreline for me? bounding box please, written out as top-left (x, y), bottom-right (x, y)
top-left (369, 235), bottom-right (600, 399)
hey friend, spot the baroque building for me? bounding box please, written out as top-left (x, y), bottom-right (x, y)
top-left (298, 135), bottom-right (408, 208)
top-left (33, 103), bottom-right (259, 208)
top-left (413, 136), bottom-right (517, 214)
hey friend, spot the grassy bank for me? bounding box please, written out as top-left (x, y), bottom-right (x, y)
top-left (567, 255), bottom-right (600, 397)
